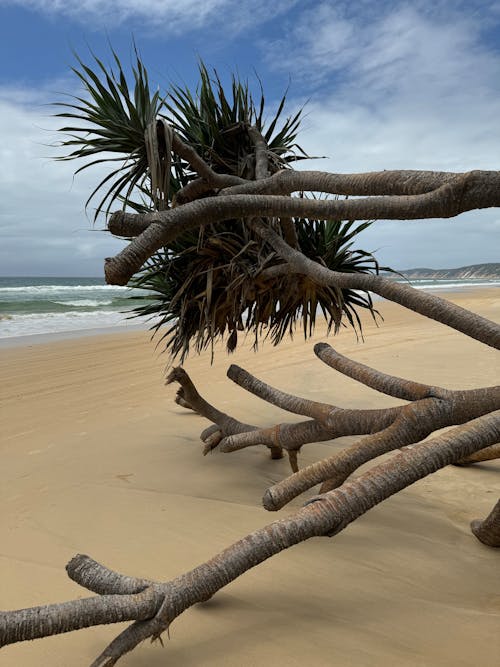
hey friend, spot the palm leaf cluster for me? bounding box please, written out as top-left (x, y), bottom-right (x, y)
top-left (54, 49), bottom-right (165, 221)
top-left (167, 63), bottom-right (305, 183)
top-left (132, 216), bottom-right (384, 361)
top-left (56, 50), bottom-right (390, 360)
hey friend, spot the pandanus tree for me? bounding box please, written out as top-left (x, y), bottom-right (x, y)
top-left (0, 52), bottom-right (499, 665)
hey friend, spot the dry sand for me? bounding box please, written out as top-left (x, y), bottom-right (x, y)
top-left (1, 290), bottom-right (499, 666)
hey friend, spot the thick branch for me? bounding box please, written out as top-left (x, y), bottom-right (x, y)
top-left (247, 125), bottom-right (269, 180)
top-left (66, 555), bottom-right (153, 595)
top-left (263, 387), bottom-right (500, 510)
top-left (227, 363), bottom-right (335, 421)
top-left (219, 419), bottom-right (334, 454)
top-left (471, 499), bottom-right (500, 547)
top-left (105, 170), bottom-right (500, 286)
top-left (314, 343), bottom-right (442, 401)
top-left (221, 168), bottom-right (462, 197)
top-left (278, 216), bottom-right (299, 248)
top-left (456, 442), bottom-right (500, 464)
top-left (166, 366), bottom-right (253, 434)
top-left (166, 366), bottom-right (283, 458)
top-left (0, 588), bottom-right (162, 645)
top-left (251, 222), bottom-right (500, 349)
top-left (2, 411), bottom-right (498, 661)
top-left (223, 362), bottom-right (403, 456)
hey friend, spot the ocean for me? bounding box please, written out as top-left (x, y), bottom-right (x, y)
top-left (0, 275), bottom-right (498, 342)
top-left (0, 276), bottom-right (149, 340)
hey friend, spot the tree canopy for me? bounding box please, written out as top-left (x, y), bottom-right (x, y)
top-left (56, 51), bottom-right (390, 360)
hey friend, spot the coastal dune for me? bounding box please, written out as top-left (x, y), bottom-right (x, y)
top-left (0, 289), bottom-right (499, 666)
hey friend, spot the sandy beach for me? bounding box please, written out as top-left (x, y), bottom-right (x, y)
top-left (1, 289), bottom-right (499, 666)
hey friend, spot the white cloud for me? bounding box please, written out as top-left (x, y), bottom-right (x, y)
top-left (1, 0), bottom-right (499, 276)
top-left (264, 1), bottom-right (500, 268)
top-left (0, 86), bottom-right (127, 276)
top-left (0, 0), bottom-right (297, 32)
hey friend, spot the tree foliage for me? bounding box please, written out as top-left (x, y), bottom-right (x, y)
top-left (55, 51), bottom-right (389, 360)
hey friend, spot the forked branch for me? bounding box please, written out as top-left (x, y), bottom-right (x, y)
top-left (1, 411), bottom-right (498, 665)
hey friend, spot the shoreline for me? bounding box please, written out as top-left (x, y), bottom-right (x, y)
top-left (0, 321), bottom-right (149, 349)
top-left (1, 284), bottom-right (497, 350)
top-left (1, 289), bottom-right (499, 666)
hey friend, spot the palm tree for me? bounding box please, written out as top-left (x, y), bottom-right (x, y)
top-left (55, 50), bottom-right (389, 360)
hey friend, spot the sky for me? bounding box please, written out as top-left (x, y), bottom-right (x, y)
top-left (0, 0), bottom-right (499, 276)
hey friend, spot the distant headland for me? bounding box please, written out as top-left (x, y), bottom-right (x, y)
top-left (394, 263), bottom-right (500, 279)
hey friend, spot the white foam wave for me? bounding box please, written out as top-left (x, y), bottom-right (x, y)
top-left (53, 299), bottom-right (114, 307)
top-left (0, 284), bottom-right (129, 293)
top-left (403, 280), bottom-right (500, 291)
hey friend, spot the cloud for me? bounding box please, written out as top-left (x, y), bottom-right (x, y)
top-left (1, 0), bottom-right (499, 276)
top-left (0, 85), bottom-right (127, 276)
top-left (0, 0), bottom-right (297, 32)
top-left (263, 1), bottom-right (500, 267)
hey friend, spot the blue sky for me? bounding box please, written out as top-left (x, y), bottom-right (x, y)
top-left (0, 0), bottom-right (499, 276)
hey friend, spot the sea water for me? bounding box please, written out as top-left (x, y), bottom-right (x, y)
top-left (0, 276), bottom-right (498, 341)
top-left (0, 276), bottom-right (149, 339)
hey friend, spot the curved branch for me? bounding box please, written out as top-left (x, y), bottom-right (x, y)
top-left (262, 387), bottom-right (500, 510)
top-left (166, 366), bottom-right (283, 458)
top-left (263, 414), bottom-right (415, 510)
top-left (314, 343), bottom-right (443, 401)
top-left (2, 411), bottom-right (498, 663)
top-left (221, 168), bottom-right (462, 197)
top-left (171, 131), bottom-right (246, 189)
top-left (105, 170), bottom-right (500, 284)
top-left (251, 222), bottom-right (500, 349)
top-left (166, 366), bottom-right (254, 434)
top-left (174, 177), bottom-right (215, 205)
top-left (471, 499), bottom-right (500, 547)
top-left (456, 442), bottom-right (500, 464)
top-left (66, 554), bottom-right (153, 595)
top-left (227, 363), bottom-right (335, 421)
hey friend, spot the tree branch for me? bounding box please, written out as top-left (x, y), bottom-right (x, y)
top-left (221, 168), bottom-right (463, 197)
top-left (314, 343), bottom-right (442, 401)
top-left (471, 499), bottom-right (500, 547)
top-left (105, 170), bottom-right (500, 285)
top-left (456, 442), bottom-right (500, 464)
top-left (247, 125), bottom-right (269, 180)
top-left (251, 221), bottom-right (500, 349)
top-left (2, 411), bottom-right (498, 663)
top-left (263, 385), bottom-right (500, 510)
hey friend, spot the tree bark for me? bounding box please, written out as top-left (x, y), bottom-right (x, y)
top-left (471, 499), bottom-right (500, 547)
top-left (1, 411), bottom-right (498, 665)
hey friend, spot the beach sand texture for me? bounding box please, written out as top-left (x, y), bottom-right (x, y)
top-left (1, 290), bottom-right (499, 666)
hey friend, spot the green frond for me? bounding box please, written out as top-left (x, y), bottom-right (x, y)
top-left (55, 49), bottom-right (166, 222)
top-left (56, 47), bottom-right (392, 360)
